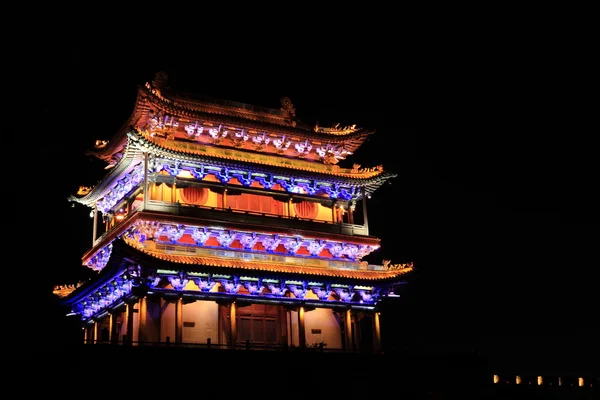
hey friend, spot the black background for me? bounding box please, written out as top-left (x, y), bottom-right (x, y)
top-left (10, 25), bottom-right (597, 369)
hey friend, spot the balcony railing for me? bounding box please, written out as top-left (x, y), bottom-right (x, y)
top-left (83, 339), bottom-right (348, 353)
top-left (144, 200), bottom-right (368, 235)
top-left (93, 201), bottom-right (369, 248)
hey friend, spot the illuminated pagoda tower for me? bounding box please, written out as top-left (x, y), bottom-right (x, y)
top-left (61, 72), bottom-right (413, 352)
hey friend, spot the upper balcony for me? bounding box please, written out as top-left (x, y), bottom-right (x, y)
top-left (143, 199), bottom-right (368, 236)
top-left (92, 181), bottom-right (371, 250)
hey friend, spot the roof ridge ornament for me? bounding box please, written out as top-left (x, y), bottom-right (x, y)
top-left (145, 71), bottom-right (171, 101)
top-left (280, 97), bottom-right (296, 117)
top-left (280, 97), bottom-right (297, 127)
top-left (152, 71), bottom-right (170, 92)
top-left (77, 186), bottom-right (93, 196)
top-left (382, 260), bottom-right (414, 270)
top-left (52, 281), bottom-right (86, 298)
top-left (315, 122), bottom-right (360, 135)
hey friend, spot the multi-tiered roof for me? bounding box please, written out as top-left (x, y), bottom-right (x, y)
top-left (63, 72), bottom-right (412, 320)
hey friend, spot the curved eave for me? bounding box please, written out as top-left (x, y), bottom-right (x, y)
top-left (61, 254), bottom-right (126, 306)
top-left (82, 211), bottom-right (382, 265)
top-left (171, 91), bottom-right (297, 127)
top-left (69, 144), bottom-right (145, 207)
top-left (124, 238), bottom-right (412, 282)
top-left (129, 131), bottom-right (397, 197)
top-left (143, 86), bottom-right (374, 152)
top-left (87, 86), bottom-right (152, 162)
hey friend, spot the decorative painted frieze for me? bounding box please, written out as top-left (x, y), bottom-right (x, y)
top-left (306, 240), bottom-right (326, 256)
top-left (239, 233), bottom-right (259, 250)
top-left (282, 237), bottom-right (302, 254)
top-left (72, 273), bottom-right (133, 318)
top-left (155, 159), bottom-right (359, 200)
top-left (96, 164), bottom-right (144, 214)
top-left (194, 277), bottom-right (216, 292)
top-left (159, 224), bottom-right (185, 243)
top-left (142, 116), bottom-right (358, 164)
top-left (168, 274), bottom-right (189, 290)
top-left (146, 270), bottom-right (381, 303)
top-left (133, 221), bottom-right (161, 242)
top-left (184, 121), bottom-right (203, 139)
top-left (126, 220), bottom-right (379, 261)
top-left (85, 242), bottom-right (114, 272)
top-left (71, 265), bottom-right (387, 320)
top-left (216, 231), bottom-right (236, 248)
top-left (142, 269), bottom-right (382, 305)
top-left (191, 227), bottom-right (211, 245)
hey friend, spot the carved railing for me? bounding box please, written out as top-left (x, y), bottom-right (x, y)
top-left (93, 200), bottom-right (368, 249)
top-left (144, 200), bottom-right (367, 235)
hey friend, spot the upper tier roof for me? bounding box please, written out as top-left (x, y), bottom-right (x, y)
top-left (71, 131), bottom-right (395, 208)
top-left (90, 72), bottom-right (374, 167)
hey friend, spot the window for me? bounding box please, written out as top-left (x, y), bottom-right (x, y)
top-left (180, 187), bottom-right (208, 205)
top-left (294, 201), bottom-right (318, 219)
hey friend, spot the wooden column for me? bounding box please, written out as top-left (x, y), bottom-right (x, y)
top-left (92, 204), bottom-right (98, 245)
top-left (345, 309), bottom-right (353, 352)
top-left (288, 197), bottom-right (293, 217)
top-left (373, 312), bottom-right (382, 353)
top-left (298, 306), bottom-right (306, 349)
top-left (171, 179), bottom-right (177, 203)
top-left (83, 325), bottom-right (89, 344)
top-left (222, 188), bottom-right (228, 209)
top-left (93, 321), bottom-right (99, 344)
top-left (109, 312), bottom-right (117, 343)
top-left (361, 187), bottom-right (369, 234)
top-left (126, 302), bottom-right (134, 344)
top-left (138, 297), bottom-right (147, 344)
top-left (331, 201), bottom-right (337, 223)
top-left (348, 203), bottom-right (355, 224)
top-left (175, 297), bottom-right (183, 344)
top-left (278, 306), bottom-right (288, 348)
top-left (143, 152), bottom-right (149, 210)
top-left (288, 310), bottom-right (294, 347)
top-left (229, 302), bottom-right (237, 349)
top-left (353, 314), bottom-right (362, 352)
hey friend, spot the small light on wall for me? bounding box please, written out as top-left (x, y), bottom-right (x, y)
top-left (493, 375), bottom-right (499, 384)
top-left (516, 376), bottom-right (521, 385)
top-left (537, 376), bottom-right (543, 386)
top-left (579, 377), bottom-right (584, 387)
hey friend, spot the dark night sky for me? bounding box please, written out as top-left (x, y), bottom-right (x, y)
top-left (14, 36), bottom-right (597, 368)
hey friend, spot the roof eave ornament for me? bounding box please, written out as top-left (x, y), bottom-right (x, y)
top-left (52, 281), bottom-right (86, 298)
top-left (382, 260), bottom-right (414, 271)
top-left (280, 97), bottom-right (297, 127)
top-left (146, 71), bottom-right (171, 100)
top-left (315, 122), bottom-right (360, 135)
top-left (77, 186), bottom-right (93, 196)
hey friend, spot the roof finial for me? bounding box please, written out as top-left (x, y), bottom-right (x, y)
top-left (280, 97), bottom-right (296, 117)
top-left (152, 71), bottom-right (170, 92)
